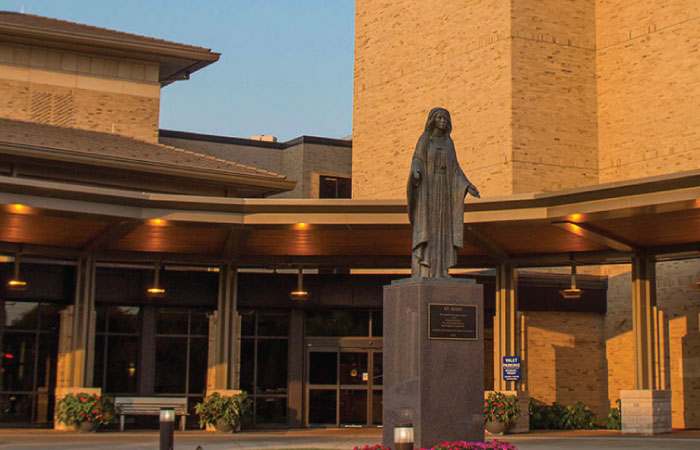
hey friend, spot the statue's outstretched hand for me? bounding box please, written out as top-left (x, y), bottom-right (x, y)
top-left (468, 184), bottom-right (481, 198)
top-left (412, 170), bottom-right (421, 186)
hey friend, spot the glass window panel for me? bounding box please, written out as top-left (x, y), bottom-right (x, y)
top-left (93, 336), bottom-right (105, 390)
top-left (36, 333), bottom-right (57, 390)
top-left (339, 352), bottom-right (368, 385)
top-left (107, 306), bottom-right (139, 334)
top-left (39, 303), bottom-right (62, 332)
top-left (5, 302), bottom-right (38, 330)
top-left (257, 313), bottom-right (288, 337)
top-left (371, 310), bottom-right (383, 337)
top-left (105, 336), bottom-right (138, 394)
top-left (305, 310), bottom-right (369, 337)
top-left (240, 311), bottom-right (255, 336)
top-left (239, 339), bottom-right (255, 393)
top-left (154, 337), bottom-right (188, 393)
top-left (188, 337), bottom-right (207, 395)
top-left (372, 390), bottom-right (383, 425)
top-left (309, 390), bottom-right (336, 424)
top-left (339, 390), bottom-right (367, 425)
top-left (96, 305), bottom-right (107, 332)
top-left (156, 308), bottom-right (188, 335)
top-left (1, 333), bottom-right (36, 391)
top-left (0, 394), bottom-right (33, 422)
top-left (189, 310), bottom-right (209, 336)
top-left (373, 352), bottom-right (383, 386)
top-left (255, 397), bottom-right (287, 425)
top-left (309, 351), bottom-right (337, 385)
top-left (256, 339), bottom-right (288, 393)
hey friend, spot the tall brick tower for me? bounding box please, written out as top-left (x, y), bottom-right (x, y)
top-left (353, 1), bottom-right (700, 199)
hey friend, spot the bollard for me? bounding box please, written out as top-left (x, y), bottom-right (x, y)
top-left (394, 423), bottom-right (414, 450)
top-left (159, 408), bottom-right (175, 450)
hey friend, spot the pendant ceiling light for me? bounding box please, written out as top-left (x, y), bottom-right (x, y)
top-left (147, 262), bottom-right (165, 297)
top-left (289, 267), bottom-right (309, 301)
top-left (560, 264), bottom-right (583, 299)
top-left (6, 254), bottom-right (27, 291)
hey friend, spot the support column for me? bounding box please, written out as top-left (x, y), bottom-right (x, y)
top-left (213, 264), bottom-right (238, 389)
top-left (54, 257), bottom-right (100, 430)
top-left (494, 263), bottom-right (518, 392)
top-left (70, 257), bottom-right (97, 387)
top-left (287, 309), bottom-right (304, 427)
top-left (632, 255), bottom-right (656, 390)
top-left (621, 255), bottom-right (671, 435)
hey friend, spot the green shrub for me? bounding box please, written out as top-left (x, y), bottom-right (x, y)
top-left (528, 398), bottom-right (597, 430)
top-left (601, 399), bottom-right (622, 430)
top-left (484, 392), bottom-right (521, 425)
top-left (55, 393), bottom-right (117, 426)
top-left (195, 392), bottom-right (252, 430)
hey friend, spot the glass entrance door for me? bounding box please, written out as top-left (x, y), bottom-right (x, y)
top-left (306, 346), bottom-right (382, 427)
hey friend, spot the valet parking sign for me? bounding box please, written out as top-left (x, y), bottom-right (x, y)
top-left (502, 356), bottom-right (521, 382)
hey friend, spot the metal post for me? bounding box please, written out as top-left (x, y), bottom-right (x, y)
top-left (159, 408), bottom-right (175, 450)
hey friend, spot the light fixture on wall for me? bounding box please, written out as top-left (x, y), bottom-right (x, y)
top-left (6, 254), bottom-right (27, 291)
top-left (289, 267), bottom-right (309, 301)
top-left (147, 262), bottom-right (165, 297)
top-left (560, 264), bottom-right (583, 299)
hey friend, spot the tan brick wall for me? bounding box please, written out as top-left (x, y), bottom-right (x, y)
top-left (525, 311), bottom-right (609, 417)
top-left (656, 259), bottom-right (700, 428)
top-left (511, 1), bottom-right (599, 194)
top-left (0, 43), bottom-right (160, 142)
top-left (353, 0), bottom-right (513, 199)
top-left (596, 1), bottom-right (700, 183)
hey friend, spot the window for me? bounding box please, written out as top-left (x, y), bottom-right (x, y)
top-left (319, 175), bottom-right (351, 198)
top-left (305, 310), bottom-right (382, 337)
top-left (154, 308), bottom-right (208, 396)
top-left (1, 301), bottom-right (61, 423)
top-left (94, 306), bottom-right (140, 394)
top-left (239, 311), bottom-right (289, 425)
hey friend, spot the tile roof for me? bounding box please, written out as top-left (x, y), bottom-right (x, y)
top-left (0, 11), bottom-right (213, 53)
top-left (0, 118), bottom-right (287, 180)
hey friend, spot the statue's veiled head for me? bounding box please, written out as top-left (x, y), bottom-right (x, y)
top-left (424, 107), bottom-right (452, 135)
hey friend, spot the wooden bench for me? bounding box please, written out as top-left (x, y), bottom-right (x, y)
top-left (114, 396), bottom-right (188, 431)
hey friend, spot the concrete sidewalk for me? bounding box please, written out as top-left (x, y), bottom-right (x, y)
top-left (0, 428), bottom-right (699, 450)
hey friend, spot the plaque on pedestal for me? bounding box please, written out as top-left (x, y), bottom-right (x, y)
top-left (383, 278), bottom-right (484, 449)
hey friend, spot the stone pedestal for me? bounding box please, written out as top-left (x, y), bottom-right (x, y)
top-left (383, 278), bottom-right (484, 449)
top-left (620, 389), bottom-right (671, 435)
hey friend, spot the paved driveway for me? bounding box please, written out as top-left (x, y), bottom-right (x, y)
top-left (1, 429), bottom-right (699, 450)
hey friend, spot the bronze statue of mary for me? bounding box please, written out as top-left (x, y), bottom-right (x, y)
top-left (407, 107), bottom-right (480, 278)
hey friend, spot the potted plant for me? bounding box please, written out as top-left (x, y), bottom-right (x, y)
top-left (484, 392), bottom-right (521, 435)
top-left (195, 392), bottom-right (252, 433)
top-left (55, 393), bottom-right (118, 432)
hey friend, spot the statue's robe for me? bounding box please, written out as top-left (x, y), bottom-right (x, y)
top-left (407, 131), bottom-right (469, 278)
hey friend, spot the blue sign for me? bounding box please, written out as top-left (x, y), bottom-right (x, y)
top-left (502, 356), bottom-right (521, 381)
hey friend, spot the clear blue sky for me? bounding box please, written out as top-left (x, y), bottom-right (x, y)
top-left (10, 1), bottom-right (355, 141)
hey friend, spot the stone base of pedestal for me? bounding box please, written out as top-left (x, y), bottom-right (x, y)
top-left (484, 390), bottom-right (529, 434)
top-left (620, 389), bottom-right (671, 435)
top-left (383, 278), bottom-right (484, 449)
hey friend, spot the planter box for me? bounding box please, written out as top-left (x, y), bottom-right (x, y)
top-left (53, 387), bottom-right (102, 431)
top-left (484, 390), bottom-right (529, 434)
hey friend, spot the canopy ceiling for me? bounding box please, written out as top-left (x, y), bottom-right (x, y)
top-left (1, 170), bottom-right (699, 268)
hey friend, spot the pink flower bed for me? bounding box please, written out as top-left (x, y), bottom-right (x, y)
top-left (354, 441), bottom-right (517, 450)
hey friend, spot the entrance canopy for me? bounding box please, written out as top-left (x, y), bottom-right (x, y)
top-left (1, 170), bottom-right (699, 268)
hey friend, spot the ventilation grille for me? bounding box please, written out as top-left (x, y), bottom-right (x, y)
top-left (30, 91), bottom-right (75, 127)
